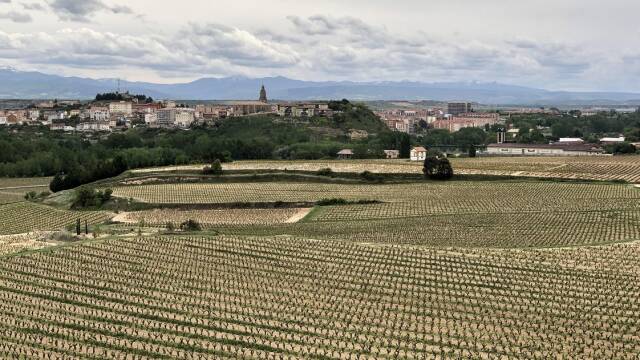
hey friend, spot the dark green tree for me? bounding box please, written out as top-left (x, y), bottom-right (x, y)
top-left (423, 154), bottom-right (454, 180)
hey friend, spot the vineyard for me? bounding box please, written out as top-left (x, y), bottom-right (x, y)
top-left (2, 160), bottom-right (640, 358)
top-left (107, 181), bottom-right (640, 248)
top-left (131, 156), bottom-right (640, 183)
top-left (0, 235), bottom-right (638, 358)
top-left (0, 202), bottom-right (112, 235)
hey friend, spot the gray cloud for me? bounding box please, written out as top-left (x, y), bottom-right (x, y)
top-left (0, 10), bottom-right (32, 22)
top-left (49, 0), bottom-right (133, 22)
top-left (22, 2), bottom-right (45, 11)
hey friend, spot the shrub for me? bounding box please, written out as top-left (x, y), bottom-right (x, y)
top-left (24, 191), bottom-right (37, 201)
top-left (180, 219), bottom-right (202, 232)
top-left (24, 191), bottom-right (50, 202)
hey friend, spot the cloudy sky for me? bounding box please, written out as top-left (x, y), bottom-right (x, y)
top-left (0, 0), bottom-right (638, 91)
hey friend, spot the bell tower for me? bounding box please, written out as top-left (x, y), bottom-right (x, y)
top-left (259, 85), bottom-right (268, 103)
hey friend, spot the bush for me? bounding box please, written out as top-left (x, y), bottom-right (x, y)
top-left (72, 187), bottom-right (114, 209)
top-left (317, 168), bottom-right (334, 177)
top-left (423, 155), bottom-right (454, 180)
top-left (316, 198), bottom-right (348, 206)
top-left (203, 159), bottom-right (223, 175)
top-left (180, 219), bottom-right (202, 231)
top-left (24, 191), bottom-right (37, 201)
top-left (360, 170), bottom-right (383, 182)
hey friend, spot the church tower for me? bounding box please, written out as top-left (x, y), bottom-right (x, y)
top-left (259, 85), bottom-right (268, 103)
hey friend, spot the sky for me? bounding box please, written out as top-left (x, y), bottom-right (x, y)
top-left (0, 0), bottom-right (638, 92)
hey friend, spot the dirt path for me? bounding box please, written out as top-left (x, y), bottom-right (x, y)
top-left (111, 212), bottom-right (131, 223)
top-left (286, 208), bottom-right (313, 223)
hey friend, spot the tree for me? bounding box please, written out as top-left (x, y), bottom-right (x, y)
top-left (468, 145), bottom-right (477, 158)
top-left (397, 133), bottom-right (411, 159)
top-left (606, 142), bottom-right (637, 154)
top-left (50, 173), bottom-right (65, 193)
top-left (423, 153), bottom-right (454, 180)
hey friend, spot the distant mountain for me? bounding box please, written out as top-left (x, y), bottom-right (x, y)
top-left (1, 68), bottom-right (640, 105)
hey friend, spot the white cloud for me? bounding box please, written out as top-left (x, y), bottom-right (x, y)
top-left (0, 12), bottom-right (634, 91)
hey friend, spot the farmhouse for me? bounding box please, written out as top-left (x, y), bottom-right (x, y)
top-left (410, 147), bottom-right (428, 161)
top-left (337, 149), bottom-right (354, 160)
top-left (384, 150), bottom-right (399, 159)
top-left (485, 143), bottom-right (605, 156)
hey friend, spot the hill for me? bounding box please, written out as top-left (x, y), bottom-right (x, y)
top-left (2, 68), bottom-right (640, 105)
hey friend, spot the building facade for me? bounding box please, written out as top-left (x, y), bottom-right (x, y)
top-left (447, 102), bottom-right (472, 116)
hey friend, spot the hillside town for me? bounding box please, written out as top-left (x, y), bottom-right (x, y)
top-left (0, 87), bottom-right (637, 158)
top-left (0, 86), bottom-right (337, 132)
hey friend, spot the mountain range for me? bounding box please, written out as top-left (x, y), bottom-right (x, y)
top-left (1, 68), bottom-right (640, 106)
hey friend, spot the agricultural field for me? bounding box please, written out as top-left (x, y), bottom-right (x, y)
top-left (131, 156), bottom-right (640, 183)
top-left (113, 207), bottom-right (310, 228)
top-left (0, 235), bottom-right (638, 358)
top-left (0, 202), bottom-right (112, 236)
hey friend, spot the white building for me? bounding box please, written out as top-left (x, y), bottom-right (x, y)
top-left (144, 113), bottom-right (158, 126)
top-left (600, 136), bottom-right (625, 144)
top-left (410, 147), bottom-right (428, 161)
top-left (109, 101), bottom-right (133, 115)
top-left (485, 143), bottom-right (605, 156)
top-left (175, 109), bottom-right (195, 128)
top-left (28, 110), bottom-right (40, 121)
top-left (77, 122), bottom-right (111, 132)
top-left (558, 138), bottom-right (585, 143)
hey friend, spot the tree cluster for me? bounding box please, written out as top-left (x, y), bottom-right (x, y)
top-left (423, 153), bottom-right (454, 180)
top-left (72, 187), bottom-right (113, 209)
